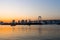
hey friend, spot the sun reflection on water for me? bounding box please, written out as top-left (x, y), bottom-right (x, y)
top-left (0, 25), bottom-right (60, 40)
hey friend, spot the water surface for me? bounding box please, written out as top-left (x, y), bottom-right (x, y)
top-left (0, 25), bottom-right (60, 40)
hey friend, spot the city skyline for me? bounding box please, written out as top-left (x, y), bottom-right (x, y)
top-left (0, 0), bottom-right (60, 22)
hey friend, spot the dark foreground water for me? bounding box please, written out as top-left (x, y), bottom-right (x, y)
top-left (0, 25), bottom-right (60, 40)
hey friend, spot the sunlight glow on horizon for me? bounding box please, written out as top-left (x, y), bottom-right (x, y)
top-left (0, 0), bottom-right (60, 22)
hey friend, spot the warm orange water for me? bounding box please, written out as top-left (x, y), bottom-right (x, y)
top-left (0, 25), bottom-right (60, 40)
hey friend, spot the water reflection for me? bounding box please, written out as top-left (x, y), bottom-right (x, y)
top-left (0, 25), bottom-right (60, 40)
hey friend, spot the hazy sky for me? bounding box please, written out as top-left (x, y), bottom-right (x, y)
top-left (0, 0), bottom-right (60, 21)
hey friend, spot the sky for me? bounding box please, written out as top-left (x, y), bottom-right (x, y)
top-left (0, 0), bottom-right (60, 22)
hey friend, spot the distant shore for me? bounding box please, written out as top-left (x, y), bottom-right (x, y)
top-left (0, 23), bottom-right (60, 26)
top-left (0, 20), bottom-right (60, 26)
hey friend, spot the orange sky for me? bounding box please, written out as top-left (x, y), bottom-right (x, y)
top-left (0, 16), bottom-right (60, 22)
top-left (0, 0), bottom-right (60, 22)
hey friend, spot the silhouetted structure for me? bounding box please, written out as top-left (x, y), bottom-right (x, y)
top-left (21, 20), bottom-right (25, 24)
top-left (0, 21), bottom-right (3, 24)
top-left (38, 16), bottom-right (42, 23)
top-left (11, 20), bottom-right (16, 26)
top-left (28, 20), bottom-right (32, 23)
top-left (18, 20), bottom-right (20, 24)
top-left (0, 16), bottom-right (60, 26)
top-left (24, 20), bottom-right (27, 23)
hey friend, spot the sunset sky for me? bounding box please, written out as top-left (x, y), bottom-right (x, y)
top-left (0, 0), bottom-right (60, 22)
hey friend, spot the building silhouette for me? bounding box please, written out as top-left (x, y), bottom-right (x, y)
top-left (21, 20), bottom-right (25, 24)
top-left (18, 20), bottom-right (20, 24)
top-left (11, 20), bottom-right (16, 24)
top-left (38, 16), bottom-right (42, 23)
top-left (24, 20), bottom-right (27, 23)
